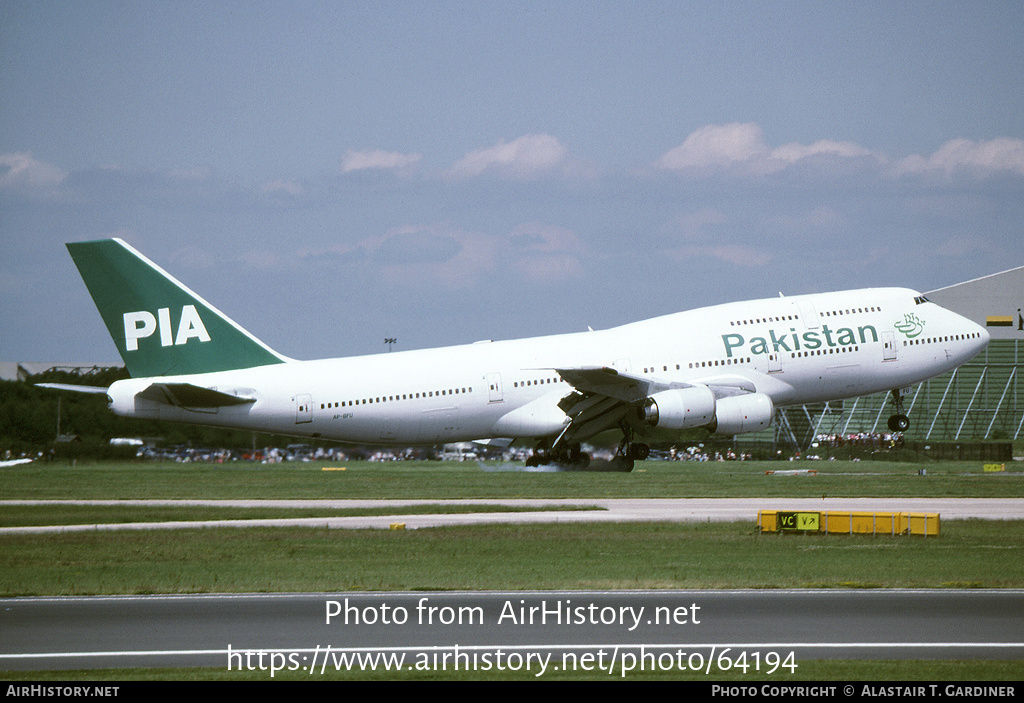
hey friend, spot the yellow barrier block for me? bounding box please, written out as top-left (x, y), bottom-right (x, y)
top-left (758, 510), bottom-right (939, 536)
top-left (904, 513), bottom-right (940, 536)
top-left (390, 523), bottom-right (406, 530)
top-left (823, 511), bottom-right (903, 535)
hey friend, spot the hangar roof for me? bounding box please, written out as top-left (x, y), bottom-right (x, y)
top-left (928, 266), bottom-right (1024, 341)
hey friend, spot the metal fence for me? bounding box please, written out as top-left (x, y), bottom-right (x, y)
top-left (756, 340), bottom-right (1021, 453)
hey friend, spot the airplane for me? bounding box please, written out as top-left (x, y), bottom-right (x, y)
top-left (41, 238), bottom-right (990, 470)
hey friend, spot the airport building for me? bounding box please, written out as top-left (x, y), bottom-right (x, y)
top-left (759, 266), bottom-right (1024, 454)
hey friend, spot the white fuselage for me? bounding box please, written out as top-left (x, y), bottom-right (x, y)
top-left (106, 287), bottom-right (989, 445)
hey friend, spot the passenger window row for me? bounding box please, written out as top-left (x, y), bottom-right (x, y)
top-left (321, 386), bottom-right (474, 410)
top-left (820, 306), bottom-right (881, 317)
top-left (904, 332), bottom-right (982, 346)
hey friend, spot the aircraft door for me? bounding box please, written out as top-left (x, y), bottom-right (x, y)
top-left (295, 393), bottom-right (313, 424)
top-left (487, 373), bottom-right (503, 403)
top-left (882, 332), bottom-right (897, 361)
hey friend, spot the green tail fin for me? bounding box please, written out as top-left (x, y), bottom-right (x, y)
top-left (67, 239), bottom-right (289, 377)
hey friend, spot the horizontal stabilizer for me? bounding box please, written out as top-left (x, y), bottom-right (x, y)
top-left (137, 383), bottom-right (256, 408)
top-left (35, 383), bottom-right (109, 394)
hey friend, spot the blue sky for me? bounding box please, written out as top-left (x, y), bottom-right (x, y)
top-left (2, 1), bottom-right (1023, 364)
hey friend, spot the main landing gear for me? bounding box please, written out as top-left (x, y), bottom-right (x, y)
top-left (887, 389), bottom-right (911, 432)
top-left (524, 425), bottom-right (646, 472)
top-left (524, 442), bottom-right (592, 469)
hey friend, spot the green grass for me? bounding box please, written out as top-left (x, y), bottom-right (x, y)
top-left (3, 519), bottom-right (1022, 596)
top-left (1, 458), bottom-right (1021, 595)
top-left (2, 458), bottom-right (1022, 500)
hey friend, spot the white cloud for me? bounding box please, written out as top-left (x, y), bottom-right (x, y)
top-left (450, 134), bottom-right (568, 178)
top-left (0, 152), bottom-right (67, 190)
top-left (771, 139), bottom-right (874, 164)
top-left (657, 123), bottom-right (881, 175)
top-left (657, 123), bottom-right (769, 170)
top-left (895, 137), bottom-right (1024, 177)
top-left (341, 149), bottom-right (422, 174)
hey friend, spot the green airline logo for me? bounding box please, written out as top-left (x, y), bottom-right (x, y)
top-left (722, 324), bottom-right (879, 358)
top-left (894, 313), bottom-right (926, 338)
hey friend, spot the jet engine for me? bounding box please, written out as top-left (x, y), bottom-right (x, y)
top-left (708, 392), bottom-right (774, 435)
top-left (641, 387), bottom-right (717, 430)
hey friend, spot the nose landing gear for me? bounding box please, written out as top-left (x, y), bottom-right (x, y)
top-left (887, 388), bottom-right (911, 432)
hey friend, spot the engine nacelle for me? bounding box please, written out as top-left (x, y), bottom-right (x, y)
top-left (642, 387), bottom-right (716, 430)
top-left (709, 393), bottom-right (774, 435)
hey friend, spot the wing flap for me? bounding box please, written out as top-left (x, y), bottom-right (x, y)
top-left (556, 366), bottom-right (664, 402)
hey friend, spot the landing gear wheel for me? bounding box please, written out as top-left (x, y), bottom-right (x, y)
top-left (525, 452), bottom-right (546, 467)
top-left (563, 452), bottom-right (591, 470)
top-left (887, 414), bottom-right (910, 432)
top-left (627, 443), bottom-right (650, 460)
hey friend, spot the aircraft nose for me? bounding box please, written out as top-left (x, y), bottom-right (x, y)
top-left (978, 323), bottom-right (991, 348)
top-left (966, 316), bottom-right (991, 355)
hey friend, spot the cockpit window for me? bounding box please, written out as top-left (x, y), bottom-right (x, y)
top-left (914, 296), bottom-right (930, 305)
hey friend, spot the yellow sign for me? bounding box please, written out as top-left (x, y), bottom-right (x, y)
top-left (983, 463), bottom-right (1006, 472)
top-left (777, 511), bottom-right (820, 531)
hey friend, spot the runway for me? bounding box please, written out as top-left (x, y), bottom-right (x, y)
top-left (4, 499), bottom-right (1022, 675)
top-left (2, 590), bottom-right (1022, 673)
top-left (3, 497), bottom-right (1023, 533)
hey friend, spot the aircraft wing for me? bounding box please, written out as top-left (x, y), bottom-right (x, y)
top-left (551, 366), bottom-right (758, 450)
top-left (555, 366), bottom-right (665, 403)
top-left (550, 367), bottom-right (681, 449)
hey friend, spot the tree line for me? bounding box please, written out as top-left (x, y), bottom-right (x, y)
top-left (0, 368), bottom-right (281, 459)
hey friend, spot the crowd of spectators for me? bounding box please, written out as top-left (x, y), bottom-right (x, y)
top-left (814, 432), bottom-right (905, 451)
top-left (662, 445), bottom-right (753, 461)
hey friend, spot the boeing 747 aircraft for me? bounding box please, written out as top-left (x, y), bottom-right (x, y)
top-left (43, 239), bottom-right (990, 469)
